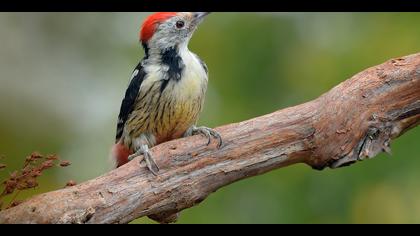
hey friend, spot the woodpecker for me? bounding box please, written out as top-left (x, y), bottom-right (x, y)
top-left (111, 12), bottom-right (222, 175)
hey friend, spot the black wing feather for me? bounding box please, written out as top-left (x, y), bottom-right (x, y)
top-left (115, 62), bottom-right (146, 142)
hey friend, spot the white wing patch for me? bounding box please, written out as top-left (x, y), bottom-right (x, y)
top-left (129, 69), bottom-right (139, 84)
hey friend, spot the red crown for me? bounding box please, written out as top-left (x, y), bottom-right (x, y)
top-left (140, 12), bottom-right (177, 43)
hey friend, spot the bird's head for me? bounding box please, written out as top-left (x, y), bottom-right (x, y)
top-left (140, 12), bottom-right (210, 53)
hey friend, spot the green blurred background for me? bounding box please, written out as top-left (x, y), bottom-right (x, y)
top-left (0, 12), bottom-right (419, 223)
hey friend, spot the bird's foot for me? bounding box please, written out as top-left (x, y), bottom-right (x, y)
top-left (184, 125), bottom-right (223, 148)
top-left (128, 144), bottom-right (159, 175)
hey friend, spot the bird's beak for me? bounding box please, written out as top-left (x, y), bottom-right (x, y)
top-left (192, 12), bottom-right (211, 24)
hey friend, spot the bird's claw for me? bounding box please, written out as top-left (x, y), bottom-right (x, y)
top-left (186, 125), bottom-right (223, 148)
top-left (128, 144), bottom-right (159, 175)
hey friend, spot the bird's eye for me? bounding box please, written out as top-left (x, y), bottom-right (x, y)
top-left (176, 20), bottom-right (185, 29)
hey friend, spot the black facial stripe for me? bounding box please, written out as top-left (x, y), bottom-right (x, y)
top-left (142, 43), bottom-right (150, 59)
top-left (160, 47), bottom-right (185, 93)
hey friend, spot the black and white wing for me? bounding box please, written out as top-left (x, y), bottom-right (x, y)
top-left (115, 62), bottom-right (146, 142)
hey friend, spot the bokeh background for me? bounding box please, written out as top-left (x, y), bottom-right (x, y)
top-left (0, 12), bottom-right (419, 223)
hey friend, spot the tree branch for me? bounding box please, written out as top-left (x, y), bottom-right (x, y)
top-left (1, 53), bottom-right (419, 224)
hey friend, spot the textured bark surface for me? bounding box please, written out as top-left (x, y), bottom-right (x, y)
top-left (0, 53), bottom-right (419, 224)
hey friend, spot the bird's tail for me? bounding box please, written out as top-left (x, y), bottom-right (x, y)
top-left (110, 141), bottom-right (132, 168)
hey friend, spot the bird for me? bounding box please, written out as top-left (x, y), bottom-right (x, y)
top-left (111, 12), bottom-right (222, 175)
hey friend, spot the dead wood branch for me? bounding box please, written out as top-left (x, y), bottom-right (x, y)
top-left (0, 53), bottom-right (419, 224)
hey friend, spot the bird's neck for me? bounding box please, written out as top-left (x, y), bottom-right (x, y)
top-left (142, 43), bottom-right (193, 81)
top-left (143, 42), bottom-right (191, 66)
top-left (143, 41), bottom-right (190, 58)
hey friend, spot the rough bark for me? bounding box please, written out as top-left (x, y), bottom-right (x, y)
top-left (0, 53), bottom-right (419, 224)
